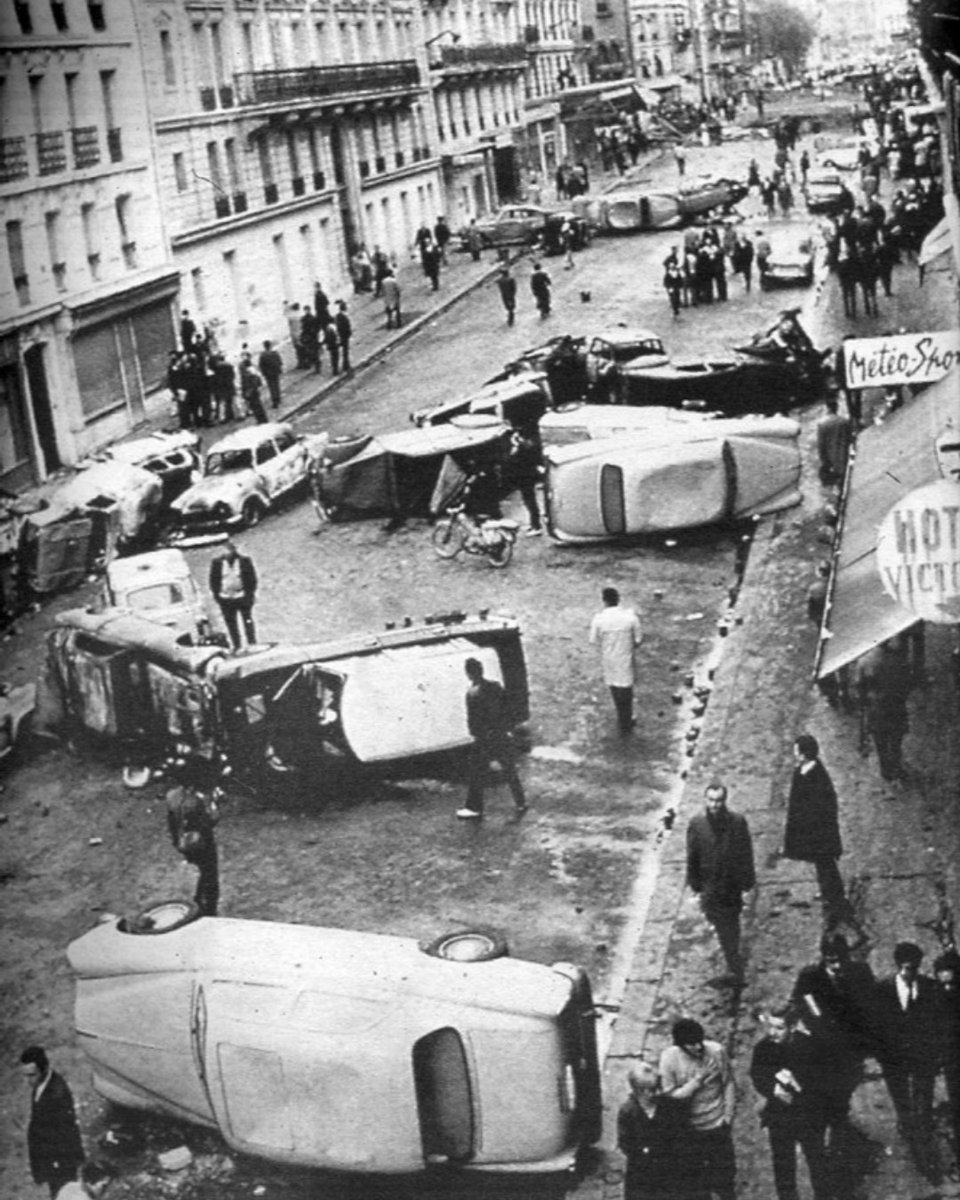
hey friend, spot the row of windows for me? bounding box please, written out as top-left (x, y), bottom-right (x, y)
top-left (436, 81), bottom-right (522, 141)
top-left (5, 193), bottom-right (135, 306)
top-left (11, 0), bottom-right (106, 35)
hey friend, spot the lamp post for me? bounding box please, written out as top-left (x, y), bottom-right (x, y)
top-left (689, 0), bottom-right (711, 103)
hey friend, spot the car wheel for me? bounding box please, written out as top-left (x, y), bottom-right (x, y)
top-left (421, 929), bottom-right (510, 962)
top-left (241, 498), bottom-right (265, 528)
top-left (125, 899), bottom-right (202, 935)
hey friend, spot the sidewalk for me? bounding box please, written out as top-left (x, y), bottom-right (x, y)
top-left (571, 241), bottom-right (959, 1195)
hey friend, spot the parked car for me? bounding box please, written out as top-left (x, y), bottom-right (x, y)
top-left (576, 189), bottom-right (682, 233)
top-left (169, 423), bottom-right (327, 537)
top-left (758, 228), bottom-right (817, 290)
top-left (68, 910), bottom-right (601, 1175)
top-left (804, 169), bottom-right (851, 216)
top-left (464, 205), bottom-right (590, 252)
top-left (101, 549), bottom-right (210, 641)
top-left (543, 421), bottom-right (802, 542)
top-left (539, 404), bottom-right (780, 447)
top-left (87, 431), bottom-right (201, 507)
top-left (814, 137), bottom-right (876, 171)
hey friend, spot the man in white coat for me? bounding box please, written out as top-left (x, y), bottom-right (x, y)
top-left (589, 586), bottom-right (643, 734)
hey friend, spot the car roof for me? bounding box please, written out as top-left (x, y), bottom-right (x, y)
top-left (208, 422), bottom-right (293, 453)
top-left (103, 431), bottom-right (199, 466)
top-left (591, 327), bottom-right (663, 346)
top-left (106, 548), bottom-right (193, 589)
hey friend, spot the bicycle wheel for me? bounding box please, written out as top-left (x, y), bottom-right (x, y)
top-left (432, 519), bottom-right (464, 559)
top-left (487, 535), bottom-right (514, 568)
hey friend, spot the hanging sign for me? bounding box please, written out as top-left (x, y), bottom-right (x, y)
top-left (875, 478), bottom-right (960, 623)
top-left (844, 330), bottom-right (959, 389)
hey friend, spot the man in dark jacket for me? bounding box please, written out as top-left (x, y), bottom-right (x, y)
top-left (209, 539), bottom-right (258, 649)
top-left (496, 265), bottom-right (518, 325)
top-left (166, 782), bottom-right (220, 916)
top-left (783, 733), bottom-right (854, 930)
top-left (530, 261), bottom-right (552, 316)
top-left (20, 1045), bottom-right (85, 1196)
top-left (458, 657), bottom-right (526, 820)
top-left (334, 300), bottom-right (353, 372)
top-left (934, 949), bottom-right (960, 1162)
top-left (873, 942), bottom-right (943, 1179)
top-left (617, 1063), bottom-right (690, 1200)
top-left (791, 933), bottom-right (876, 1145)
top-left (257, 340), bottom-right (283, 409)
top-left (686, 781), bottom-right (756, 985)
top-left (750, 1007), bottom-right (832, 1200)
top-left (856, 640), bottom-right (911, 781)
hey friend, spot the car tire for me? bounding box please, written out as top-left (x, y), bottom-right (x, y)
top-left (420, 928), bottom-right (510, 962)
top-left (125, 899), bottom-right (202, 935)
top-left (241, 498), bottom-right (265, 528)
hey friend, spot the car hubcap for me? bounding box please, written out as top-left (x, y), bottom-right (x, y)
top-left (436, 932), bottom-right (499, 961)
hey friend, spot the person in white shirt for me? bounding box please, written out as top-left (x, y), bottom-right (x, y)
top-left (589, 587), bottom-right (643, 734)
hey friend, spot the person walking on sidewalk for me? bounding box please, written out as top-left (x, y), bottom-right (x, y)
top-left (530, 261), bottom-right (552, 317)
top-left (856, 639), bottom-right (911, 781)
top-left (664, 260), bottom-right (684, 317)
top-left (783, 733), bottom-right (855, 932)
top-left (496, 265), bottom-right (518, 325)
top-left (617, 1063), bottom-right (690, 1200)
top-left (457, 657), bottom-right (527, 820)
top-left (335, 300), bottom-right (352, 372)
top-left (816, 397), bottom-right (853, 484)
top-left (434, 215), bottom-right (452, 264)
top-left (422, 240), bottom-right (442, 291)
top-left (209, 538), bottom-right (257, 649)
top-left (750, 1006), bottom-right (832, 1200)
top-left (686, 781), bottom-right (755, 986)
top-left (659, 1019), bottom-right (737, 1200)
top-left (239, 356), bottom-right (268, 424)
top-left (322, 319), bottom-right (340, 376)
top-left (791, 933), bottom-right (876, 1151)
top-left (873, 941), bottom-right (942, 1181)
top-left (257, 340), bottom-right (283, 409)
top-left (382, 269), bottom-right (402, 328)
top-left (589, 587), bottom-right (642, 734)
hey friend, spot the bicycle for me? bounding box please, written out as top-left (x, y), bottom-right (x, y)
top-left (431, 505), bottom-right (519, 568)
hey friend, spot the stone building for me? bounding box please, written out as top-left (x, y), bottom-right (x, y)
top-left (426, 0), bottom-right (527, 221)
top-left (135, 0), bottom-right (444, 355)
top-left (520, 0), bottom-right (585, 182)
top-left (0, 0), bottom-right (176, 486)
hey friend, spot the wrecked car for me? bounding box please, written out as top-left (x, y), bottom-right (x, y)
top-left (68, 911), bottom-right (601, 1174)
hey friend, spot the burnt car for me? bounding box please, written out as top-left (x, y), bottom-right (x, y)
top-left (411, 375), bottom-right (552, 430)
top-left (676, 176), bottom-right (749, 220)
top-left (463, 205), bottom-right (590, 253)
top-left (68, 912), bottom-right (601, 1175)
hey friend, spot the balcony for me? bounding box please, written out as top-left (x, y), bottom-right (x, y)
top-left (234, 61), bottom-right (420, 107)
top-left (36, 131), bottom-right (67, 176)
top-left (71, 126), bottom-right (101, 170)
top-left (431, 41), bottom-right (527, 71)
top-left (107, 128), bottom-right (123, 163)
top-left (0, 136), bottom-right (28, 183)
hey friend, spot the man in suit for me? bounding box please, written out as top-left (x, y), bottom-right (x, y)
top-left (873, 941), bottom-right (943, 1179)
top-left (457, 657), bottom-right (526, 820)
top-left (686, 781), bottom-right (756, 986)
top-left (20, 1045), bottom-right (85, 1196)
top-left (209, 539), bottom-right (258, 649)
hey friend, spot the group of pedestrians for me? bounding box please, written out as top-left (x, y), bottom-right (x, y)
top-left (662, 226), bottom-right (756, 317)
top-left (283, 282), bottom-right (353, 377)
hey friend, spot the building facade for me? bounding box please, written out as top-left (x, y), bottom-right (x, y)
top-left (0, 0), bottom-right (176, 486)
top-left (425, 0), bottom-right (527, 221)
top-left (137, 0), bottom-right (444, 356)
top-left (520, 0), bottom-right (585, 181)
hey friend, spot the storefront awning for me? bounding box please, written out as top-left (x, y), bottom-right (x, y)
top-left (919, 217), bottom-right (953, 267)
top-left (817, 367), bottom-right (959, 678)
top-left (646, 74), bottom-right (685, 91)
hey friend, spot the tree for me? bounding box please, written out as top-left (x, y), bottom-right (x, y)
top-left (751, 1), bottom-right (816, 77)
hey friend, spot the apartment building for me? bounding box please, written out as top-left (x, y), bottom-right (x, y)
top-left (521, 0), bottom-right (585, 180)
top-left (0, 0), bottom-right (176, 486)
top-left (426, 0), bottom-right (527, 220)
top-left (137, 0), bottom-right (444, 355)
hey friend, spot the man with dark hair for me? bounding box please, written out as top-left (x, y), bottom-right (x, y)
top-left (457, 657), bottom-right (527, 820)
top-left (589, 588), bottom-right (642, 734)
top-left (334, 300), bottom-right (353, 373)
top-left (20, 1045), bottom-right (85, 1197)
top-left (686, 781), bottom-right (755, 986)
top-left (783, 734), bottom-right (853, 930)
top-left (659, 1019), bottom-right (737, 1200)
top-left (791, 933), bottom-right (876, 1147)
top-left (209, 539), bottom-right (258, 649)
top-left (496, 265), bottom-right (518, 325)
top-left (257, 340), bottom-right (284, 409)
top-left (873, 942), bottom-right (942, 1179)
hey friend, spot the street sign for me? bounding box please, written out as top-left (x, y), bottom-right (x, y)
top-left (876, 478), bottom-right (960, 624)
top-left (844, 330), bottom-right (960, 389)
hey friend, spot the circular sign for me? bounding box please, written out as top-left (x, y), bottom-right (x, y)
top-left (875, 478), bottom-right (960, 624)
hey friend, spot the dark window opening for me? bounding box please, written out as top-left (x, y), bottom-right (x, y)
top-left (413, 1028), bottom-right (475, 1163)
top-left (51, 1), bottom-right (68, 31)
top-left (599, 463), bottom-right (626, 534)
top-left (88, 1), bottom-right (105, 31)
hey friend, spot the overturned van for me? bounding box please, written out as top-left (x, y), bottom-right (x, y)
top-left (40, 609), bottom-right (528, 784)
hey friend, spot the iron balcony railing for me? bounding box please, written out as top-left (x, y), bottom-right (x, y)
top-left (36, 130), bottom-right (67, 175)
top-left (71, 126), bottom-right (101, 169)
top-left (0, 136), bottom-right (28, 182)
top-left (234, 61), bottom-right (420, 107)
top-left (433, 41), bottom-right (527, 69)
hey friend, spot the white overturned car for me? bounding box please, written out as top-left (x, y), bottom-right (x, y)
top-left (68, 910), bottom-right (601, 1175)
top-left (170, 423), bottom-right (327, 537)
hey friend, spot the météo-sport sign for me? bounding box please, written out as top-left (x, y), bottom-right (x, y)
top-left (844, 330), bottom-right (959, 389)
top-left (876, 479), bottom-right (960, 624)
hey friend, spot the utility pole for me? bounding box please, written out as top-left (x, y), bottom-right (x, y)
top-left (689, 0), bottom-right (711, 104)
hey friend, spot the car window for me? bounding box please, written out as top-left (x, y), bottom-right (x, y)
top-left (207, 449), bottom-right (254, 474)
top-left (256, 441), bottom-right (278, 465)
top-left (587, 338), bottom-right (610, 358)
top-left (413, 1028), bottom-right (475, 1163)
top-left (126, 582), bottom-right (187, 611)
top-left (600, 464), bottom-right (626, 534)
top-left (275, 429), bottom-right (297, 453)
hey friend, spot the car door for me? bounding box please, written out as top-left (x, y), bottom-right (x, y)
top-left (272, 428), bottom-right (308, 496)
top-left (496, 207), bottom-right (532, 245)
top-left (253, 437), bottom-right (283, 501)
